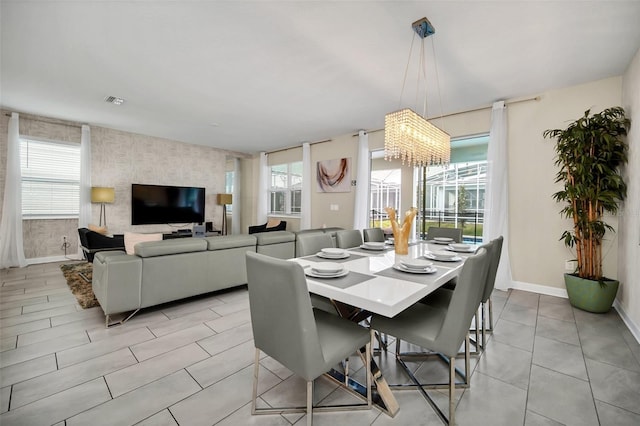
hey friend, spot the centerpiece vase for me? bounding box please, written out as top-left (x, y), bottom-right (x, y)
top-left (384, 207), bottom-right (418, 256)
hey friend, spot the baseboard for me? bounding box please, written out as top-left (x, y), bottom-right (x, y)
top-left (26, 255), bottom-right (83, 265)
top-left (510, 280), bottom-right (568, 298)
top-left (613, 300), bottom-right (640, 344)
top-left (509, 280), bottom-right (639, 345)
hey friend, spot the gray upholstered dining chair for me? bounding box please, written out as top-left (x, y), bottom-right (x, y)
top-left (422, 236), bottom-right (504, 352)
top-left (296, 233), bottom-right (335, 257)
top-left (294, 232), bottom-right (341, 314)
top-left (370, 248), bottom-right (490, 425)
top-left (335, 229), bottom-right (363, 249)
top-left (363, 228), bottom-right (385, 243)
top-left (427, 226), bottom-right (463, 243)
top-left (246, 252), bottom-right (372, 426)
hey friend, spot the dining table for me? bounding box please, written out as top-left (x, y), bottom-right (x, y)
top-left (292, 239), bottom-right (479, 417)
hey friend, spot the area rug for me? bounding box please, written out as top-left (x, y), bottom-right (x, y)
top-left (60, 262), bottom-right (100, 309)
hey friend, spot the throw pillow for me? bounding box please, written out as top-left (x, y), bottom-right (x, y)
top-left (88, 223), bottom-right (108, 235)
top-left (266, 218), bottom-right (281, 229)
top-left (124, 232), bottom-right (163, 255)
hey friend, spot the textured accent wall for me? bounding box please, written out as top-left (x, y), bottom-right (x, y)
top-left (0, 111), bottom-right (232, 261)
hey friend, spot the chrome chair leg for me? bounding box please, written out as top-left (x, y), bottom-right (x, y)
top-left (252, 348), bottom-right (260, 415)
top-left (306, 381), bottom-right (313, 426)
top-left (449, 356), bottom-right (456, 426)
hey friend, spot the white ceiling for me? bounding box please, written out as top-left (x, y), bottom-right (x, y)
top-left (2, 1), bottom-right (639, 154)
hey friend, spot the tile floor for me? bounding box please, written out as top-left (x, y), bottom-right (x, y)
top-left (1, 261), bottom-right (639, 425)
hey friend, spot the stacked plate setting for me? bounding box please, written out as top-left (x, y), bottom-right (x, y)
top-left (360, 241), bottom-right (386, 251)
top-left (432, 237), bottom-right (454, 245)
top-left (446, 243), bottom-right (475, 253)
top-left (394, 258), bottom-right (436, 274)
top-left (317, 248), bottom-right (350, 259)
top-left (425, 250), bottom-right (462, 262)
top-left (305, 262), bottom-right (348, 278)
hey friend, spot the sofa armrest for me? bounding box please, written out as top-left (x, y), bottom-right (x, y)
top-left (92, 251), bottom-right (143, 316)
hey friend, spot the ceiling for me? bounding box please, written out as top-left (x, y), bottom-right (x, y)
top-left (2, 1), bottom-right (640, 155)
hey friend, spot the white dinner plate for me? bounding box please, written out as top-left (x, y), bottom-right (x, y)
top-left (433, 237), bottom-right (454, 244)
top-left (359, 244), bottom-right (385, 251)
top-left (321, 248), bottom-right (347, 256)
top-left (393, 264), bottom-right (437, 274)
top-left (305, 269), bottom-right (349, 278)
top-left (446, 245), bottom-right (476, 253)
top-left (311, 262), bottom-right (344, 274)
top-left (424, 253), bottom-right (462, 262)
top-left (400, 259), bottom-right (434, 269)
top-left (316, 251), bottom-right (350, 259)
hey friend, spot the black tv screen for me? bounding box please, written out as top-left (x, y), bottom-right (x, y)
top-left (131, 184), bottom-right (205, 225)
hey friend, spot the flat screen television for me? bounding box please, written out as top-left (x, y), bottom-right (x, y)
top-left (131, 184), bottom-right (205, 225)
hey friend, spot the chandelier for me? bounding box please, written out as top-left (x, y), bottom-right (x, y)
top-left (384, 17), bottom-right (450, 167)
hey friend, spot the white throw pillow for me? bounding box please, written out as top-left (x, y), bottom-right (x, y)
top-left (124, 232), bottom-right (163, 255)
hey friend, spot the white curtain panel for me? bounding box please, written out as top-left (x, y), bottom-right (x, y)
top-left (483, 101), bottom-right (513, 290)
top-left (0, 113), bottom-right (27, 268)
top-left (77, 125), bottom-right (92, 258)
top-left (256, 152), bottom-right (269, 225)
top-left (353, 131), bottom-right (370, 230)
top-left (232, 157), bottom-right (241, 235)
top-left (301, 142), bottom-right (311, 230)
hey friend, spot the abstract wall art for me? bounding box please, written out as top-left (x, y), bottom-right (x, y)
top-left (316, 157), bottom-right (351, 193)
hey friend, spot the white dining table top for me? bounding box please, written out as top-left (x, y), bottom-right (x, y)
top-left (294, 241), bottom-right (478, 318)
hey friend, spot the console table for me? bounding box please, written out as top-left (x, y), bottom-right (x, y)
top-left (163, 230), bottom-right (221, 239)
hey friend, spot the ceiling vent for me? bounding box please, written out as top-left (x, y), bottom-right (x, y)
top-left (104, 96), bottom-right (125, 105)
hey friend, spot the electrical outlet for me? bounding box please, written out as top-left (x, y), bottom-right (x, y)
top-left (62, 235), bottom-right (67, 242)
top-left (565, 260), bottom-right (576, 271)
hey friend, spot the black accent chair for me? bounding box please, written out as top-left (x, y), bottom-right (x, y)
top-left (248, 220), bottom-right (287, 234)
top-left (78, 228), bottom-right (125, 262)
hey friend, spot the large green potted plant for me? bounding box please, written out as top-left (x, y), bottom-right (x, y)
top-left (543, 107), bottom-right (630, 313)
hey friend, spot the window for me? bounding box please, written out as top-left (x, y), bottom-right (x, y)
top-left (20, 138), bottom-right (81, 218)
top-left (269, 162), bottom-right (302, 215)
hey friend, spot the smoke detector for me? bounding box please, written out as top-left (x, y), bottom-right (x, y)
top-left (104, 96), bottom-right (125, 105)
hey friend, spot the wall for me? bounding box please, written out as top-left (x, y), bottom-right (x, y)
top-left (619, 47), bottom-right (640, 337)
top-left (0, 112), bottom-right (238, 262)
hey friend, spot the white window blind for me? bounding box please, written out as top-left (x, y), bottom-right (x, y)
top-left (20, 138), bottom-right (81, 218)
top-left (269, 162), bottom-right (302, 216)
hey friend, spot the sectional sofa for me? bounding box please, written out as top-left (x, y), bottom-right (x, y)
top-left (91, 228), bottom-right (340, 326)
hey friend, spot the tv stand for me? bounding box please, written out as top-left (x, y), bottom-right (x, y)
top-left (163, 230), bottom-right (221, 240)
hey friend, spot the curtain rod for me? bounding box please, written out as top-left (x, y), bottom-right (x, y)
top-left (266, 138), bottom-right (332, 155)
top-left (3, 111), bottom-right (85, 128)
top-left (353, 95), bottom-right (541, 136)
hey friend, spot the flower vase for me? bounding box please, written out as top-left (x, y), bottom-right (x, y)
top-left (393, 228), bottom-right (410, 255)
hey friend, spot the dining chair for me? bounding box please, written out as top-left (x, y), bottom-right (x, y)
top-left (335, 229), bottom-right (363, 249)
top-left (294, 232), bottom-right (342, 314)
top-left (426, 226), bottom-right (463, 243)
top-left (296, 233), bottom-right (334, 257)
top-left (370, 247), bottom-right (490, 425)
top-left (246, 252), bottom-right (372, 426)
top-left (363, 228), bottom-right (385, 243)
top-left (422, 236), bottom-right (504, 352)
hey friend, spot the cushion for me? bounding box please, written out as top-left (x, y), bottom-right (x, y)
top-left (266, 218), bottom-right (282, 228)
top-left (124, 232), bottom-right (163, 255)
top-left (88, 223), bottom-right (108, 235)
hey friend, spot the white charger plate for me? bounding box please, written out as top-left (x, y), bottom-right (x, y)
top-left (305, 269), bottom-right (349, 278)
top-left (316, 252), bottom-right (350, 259)
top-left (393, 264), bottom-right (437, 274)
top-left (360, 244), bottom-right (385, 251)
top-left (424, 253), bottom-right (462, 262)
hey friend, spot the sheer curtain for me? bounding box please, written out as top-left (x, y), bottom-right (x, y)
top-left (0, 113), bottom-right (27, 268)
top-left (256, 152), bottom-right (269, 225)
top-left (353, 131), bottom-right (370, 230)
top-left (483, 101), bottom-right (513, 290)
top-left (301, 143), bottom-right (311, 230)
top-left (77, 125), bottom-right (92, 259)
top-left (232, 157), bottom-right (241, 235)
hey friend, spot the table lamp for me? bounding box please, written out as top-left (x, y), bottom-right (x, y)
top-left (91, 187), bottom-right (115, 228)
top-left (217, 193), bottom-right (232, 235)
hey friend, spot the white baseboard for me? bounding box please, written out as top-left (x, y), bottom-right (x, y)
top-left (613, 300), bottom-right (640, 344)
top-left (510, 280), bottom-right (568, 298)
top-left (508, 280), bottom-right (639, 345)
top-left (26, 255), bottom-right (83, 265)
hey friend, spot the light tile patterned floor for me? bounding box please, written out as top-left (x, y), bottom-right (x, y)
top-left (1, 261), bottom-right (640, 425)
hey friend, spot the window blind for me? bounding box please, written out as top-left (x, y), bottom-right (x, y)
top-left (20, 138), bottom-right (81, 217)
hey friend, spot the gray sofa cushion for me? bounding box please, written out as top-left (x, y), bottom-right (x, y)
top-left (255, 230), bottom-right (295, 245)
top-left (135, 238), bottom-right (207, 258)
top-left (206, 234), bottom-right (257, 251)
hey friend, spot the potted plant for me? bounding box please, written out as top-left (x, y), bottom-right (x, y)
top-left (543, 107), bottom-right (630, 313)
